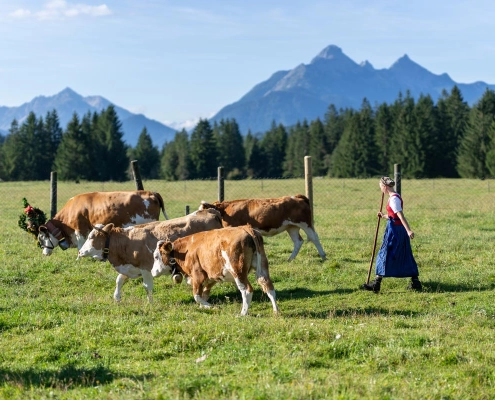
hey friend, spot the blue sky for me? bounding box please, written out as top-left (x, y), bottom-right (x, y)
top-left (1, 0), bottom-right (494, 129)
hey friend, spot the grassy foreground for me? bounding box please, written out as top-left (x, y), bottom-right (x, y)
top-left (1, 178), bottom-right (495, 399)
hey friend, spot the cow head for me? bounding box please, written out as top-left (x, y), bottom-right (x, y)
top-left (152, 240), bottom-right (179, 279)
top-left (198, 201), bottom-right (219, 211)
top-left (78, 223), bottom-right (114, 261)
top-left (37, 221), bottom-right (70, 256)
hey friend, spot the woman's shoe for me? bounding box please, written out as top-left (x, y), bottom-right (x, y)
top-left (407, 278), bottom-right (422, 292)
top-left (361, 278), bottom-right (381, 293)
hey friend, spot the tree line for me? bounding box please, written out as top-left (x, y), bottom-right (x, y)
top-left (1, 86), bottom-right (495, 181)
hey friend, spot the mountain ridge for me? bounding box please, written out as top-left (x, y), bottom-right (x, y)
top-left (211, 44), bottom-right (495, 133)
top-left (0, 87), bottom-right (176, 147)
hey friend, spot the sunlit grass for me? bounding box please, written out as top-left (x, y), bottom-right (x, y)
top-left (1, 178), bottom-right (495, 399)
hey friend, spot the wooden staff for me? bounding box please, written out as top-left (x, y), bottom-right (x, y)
top-left (366, 192), bottom-right (385, 284)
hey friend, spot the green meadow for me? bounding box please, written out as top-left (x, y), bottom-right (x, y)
top-left (1, 178), bottom-right (495, 399)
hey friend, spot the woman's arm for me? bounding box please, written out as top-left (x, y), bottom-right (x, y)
top-left (397, 211), bottom-right (414, 239)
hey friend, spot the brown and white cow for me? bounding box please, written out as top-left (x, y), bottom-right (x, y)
top-left (77, 209), bottom-right (223, 302)
top-left (152, 225), bottom-right (280, 316)
top-left (199, 194), bottom-right (326, 261)
top-left (36, 190), bottom-right (168, 256)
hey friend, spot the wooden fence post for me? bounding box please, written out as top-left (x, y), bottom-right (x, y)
top-left (185, 205), bottom-right (190, 215)
top-left (218, 166), bottom-right (224, 202)
top-left (131, 160), bottom-right (144, 190)
top-left (304, 156), bottom-right (314, 227)
top-left (50, 171), bottom-right (57, 219)
top-left (394, 164), bottom-right (401, 195)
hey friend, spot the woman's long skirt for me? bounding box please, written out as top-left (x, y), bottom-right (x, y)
top-left (375, 219), bottom-right (419, 277)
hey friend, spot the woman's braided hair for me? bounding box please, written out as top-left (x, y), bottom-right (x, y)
top-left (380, 176), bottom-right (395, 187)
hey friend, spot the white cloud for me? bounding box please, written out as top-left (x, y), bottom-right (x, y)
top-left (163, 118), bottom-right (200, 131)
top-left (9, 9), bottom-right (32, 18)
top-left (9, 1), bottom-right (111, 20)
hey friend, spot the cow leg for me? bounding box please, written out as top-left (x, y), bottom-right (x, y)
top-left (192, 271), bottom-right (212, 308)
top-left (201, 280), bottom-right (216, 301)
top-left (114, 274), bottom-right (129, 302)
top-left (235, 277), bottom-right (253, 316)
top-left (286, 226), bottom-right (304, 261)
top-left (256, 257), bottom-right (280, 314)
top-left (141, 269), bottom-right (154, 303)
top-left (301, 226), bottom-right (327, 260)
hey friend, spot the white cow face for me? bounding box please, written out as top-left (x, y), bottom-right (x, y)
top-left (37, 227), bottom-right (58, 256)
top-left (151, 240), bottom-right (174, 277)
top-left (78, 224), bottom-right (108, 260)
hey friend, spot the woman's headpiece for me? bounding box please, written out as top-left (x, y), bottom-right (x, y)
top-left (380, 176), bottom-right (395, 187)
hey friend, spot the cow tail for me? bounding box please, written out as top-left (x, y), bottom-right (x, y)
top-left (242, 224), bottom-right (263, 279)
top-left (153, 192), bottom-right (168, 220)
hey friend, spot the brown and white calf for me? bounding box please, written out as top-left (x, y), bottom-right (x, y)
top-left (36, 190), bottom-right (168, 256)
top-left (152, 225), bottom-right (280, 316)
top-left (199, 194), bottom-right (326, 261)
top-left (77, 209), bottom-right (223, 302)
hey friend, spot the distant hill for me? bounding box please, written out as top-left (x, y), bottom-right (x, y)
top-left (211, 45), bottom-right (495, 134)
top-left (0, 88), bottom-right (176, 147)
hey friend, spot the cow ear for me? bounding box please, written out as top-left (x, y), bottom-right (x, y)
top-left (103, 223), bottom-right (114, 233)
top-left (164, 242), bottom-right (174, 252)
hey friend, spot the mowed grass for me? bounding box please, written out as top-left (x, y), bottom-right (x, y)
top-left (1, 178), bottom-right (495, 399)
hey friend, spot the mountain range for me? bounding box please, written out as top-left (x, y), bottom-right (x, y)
top-left (2, 45), bottom-right (495, 145)
top-left (211, 45), bottom-right (495, 133)
top-left (0, 88), bottom-right (176, 148)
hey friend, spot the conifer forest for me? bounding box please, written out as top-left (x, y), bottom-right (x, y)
top-left (1, 86), bottom-right (495, 181)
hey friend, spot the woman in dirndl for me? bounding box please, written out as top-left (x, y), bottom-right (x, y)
top-left (362, 176), bottom-right (422, 293)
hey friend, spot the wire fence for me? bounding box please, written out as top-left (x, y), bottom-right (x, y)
top-left (3, 174), bottom-right (495, 243)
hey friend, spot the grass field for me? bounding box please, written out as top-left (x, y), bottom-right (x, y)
top-left (1, 178), bottom-right (495, 399)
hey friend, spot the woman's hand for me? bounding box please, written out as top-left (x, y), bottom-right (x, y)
top-left (407, 230), bottom-right (415, 239)
top-left (377, 212), bottom-right (386, 219)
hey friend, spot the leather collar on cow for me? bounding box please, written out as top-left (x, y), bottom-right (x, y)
top-left (169, 250), bottom-right (177, 272)
top-left (102, 235), bottom-right (111, 261)
top-left (39, 220), bottom-right (69, 250)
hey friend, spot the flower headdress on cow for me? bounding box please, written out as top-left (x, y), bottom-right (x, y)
top-left (18, 198), bottom-right (47, 236)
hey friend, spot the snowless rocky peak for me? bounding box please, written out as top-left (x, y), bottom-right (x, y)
top-left (315, 45), bottom-right (344, 59)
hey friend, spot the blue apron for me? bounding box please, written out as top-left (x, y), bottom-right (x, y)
top-left (375, 219), bottom-right (419, 278)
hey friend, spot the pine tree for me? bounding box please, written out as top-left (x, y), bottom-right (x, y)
top-left (284, 121), bottom-right (309, 177)
top-left (390, 92), bottom-right (421, 177)
top-left (173, 129), bottom-right (191, 180)
top-left (214, 119), bottom-right (245, 178)
top-left (246, 135), bottom-right (267, 178)
top-left (244, 131), bottom-right (267, 178)
top-left (374, 102), bottom-right (393, 174)
top-left (323, 105), bottom-right (345, 172)
top-left (45, 109), bottom-right (63, 151)
top-left (96, 106), bottom-right (129, 181)
top-left (160, 141), bottom-right (179, 180)
top-left (436, 86), bottom-right (469, 177)
top-left (54, 113), bottom-right (92, 181)
top-left (308, 118), bottom-right (327, 176)
top-left (88, 111), bottom-right (106, 181)
top-left (261, 121), bottom-right (287, 177)
top-left (130, 127), bottom-right (160, 179)
top-left (189, 119), bottom-right (218, 179)
top-left (413, 94), bottom-right (438, 177)
top-left (458, 89), bottom-right (495, 178)
top-left (330, 100), bottom-right (377, 177)
top-left (1, 120), bottom-right (25, 180)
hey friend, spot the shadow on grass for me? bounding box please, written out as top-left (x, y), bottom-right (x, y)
top-left (0, 364), bottom-right (153, 388)
top-left (284, 307), bottom-right (423, 319)
top-left (203, 286), bottom-right (348, 304)
top-left (425, 280), bottom-right (494, 293)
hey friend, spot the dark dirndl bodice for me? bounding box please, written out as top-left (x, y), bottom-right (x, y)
top-left (375, 219), bottom-right (419, 278)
